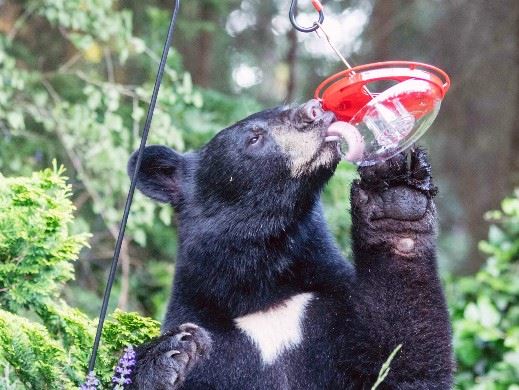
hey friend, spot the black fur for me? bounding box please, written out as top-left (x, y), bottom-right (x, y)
top-left (125, 100), bottom-right (454, 389)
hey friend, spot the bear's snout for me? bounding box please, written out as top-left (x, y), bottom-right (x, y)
top-left (300, 99), bottom-right (324, 123)
top-left (296, 99), bottom-right (335, 131)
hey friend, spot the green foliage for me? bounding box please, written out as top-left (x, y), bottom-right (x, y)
top-left (450, 190), bottom-right (519, 389)
top-left (0, 167), bottom-right (159, 388)
top-left (0, 0), bottom-right (255, 241)
top-left (0, 163), bottom-right (88, 311)
top-left (0, 309), bottom-right (74, 389)
top-left (35, 0), bottom-right (134, 56)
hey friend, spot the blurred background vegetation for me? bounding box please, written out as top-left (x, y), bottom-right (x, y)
top-left (0, 0), bottom-right (518, 388)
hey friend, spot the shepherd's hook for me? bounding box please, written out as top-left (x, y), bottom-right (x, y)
top-left (289, 0), bottom-right (324, 33)
top-left (86, 0), bottom-right (180, 375)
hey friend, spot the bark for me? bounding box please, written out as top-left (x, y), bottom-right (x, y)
top-left (0, 1), bottom-right (21, 34)
top-left (430, 0), bottom-right (518, 273)
top-left (194, 4), bottom-right (215, 88)
top-left (285, 28), bottom-right (298, 102)
top-left (510, 4), bottom-right (519, 187)
top-left (178, 1), bottom-right (218, 88)
top-left (364, 0), bottom-right (396, 61)
top-left (117, 239), bottom-right (130, 311)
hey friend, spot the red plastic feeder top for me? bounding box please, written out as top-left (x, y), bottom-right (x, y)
top-left (315, 61), bottom-right (451, 166)
top-left (314, 61), bottom-right (450, 122)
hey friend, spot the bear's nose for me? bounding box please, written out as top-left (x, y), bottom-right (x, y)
top-left (300, 99), bottom-right (324, 123)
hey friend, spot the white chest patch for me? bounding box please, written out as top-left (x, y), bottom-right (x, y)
top-left (234, 292), bottom-right (313, 365)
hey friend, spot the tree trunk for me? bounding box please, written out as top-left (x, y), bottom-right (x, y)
top-left (364, 0), bottom-right (396, 62)
top-left (178, 1), bottom-right (217, 88)
top-left (285, 28), bottom-right (298, 102)
top-left (430, 0), bottom-right (519, 273)
top-left (510, 4), bottom-right (519, 187)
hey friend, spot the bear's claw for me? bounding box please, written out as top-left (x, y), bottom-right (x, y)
top-left (129, 323), bottom-right (212, 390)
top-left (357, 147), bottom-right (437, 196)
top-left (409, 147), bottom-right (438, 195)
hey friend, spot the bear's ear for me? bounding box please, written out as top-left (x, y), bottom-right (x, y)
top-left (127, 145), bottom-right (184, 204)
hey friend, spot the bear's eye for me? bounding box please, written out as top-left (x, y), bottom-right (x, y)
top-left (248, 134), bottom-right (261, 145)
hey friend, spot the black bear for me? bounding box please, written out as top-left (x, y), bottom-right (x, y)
top-left (126, 99), bottom-right (453, 389)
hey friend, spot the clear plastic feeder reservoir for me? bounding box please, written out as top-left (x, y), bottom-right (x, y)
top-left (315, 61), bottom-right (450, 166)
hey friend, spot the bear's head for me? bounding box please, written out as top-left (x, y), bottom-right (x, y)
top-left (128, 99), bottom-right (338, 237)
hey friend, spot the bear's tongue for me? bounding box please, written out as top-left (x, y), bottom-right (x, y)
top-left (324, 121), bottom-right (365, 162)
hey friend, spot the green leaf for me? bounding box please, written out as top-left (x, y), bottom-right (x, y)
top-left (371, 344), bottom-right (402, 390)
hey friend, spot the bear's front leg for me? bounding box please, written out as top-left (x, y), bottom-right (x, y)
top-left (127, 323), bottom-right (211, 390)
top-left (349, 147), bottom-right (454, 388)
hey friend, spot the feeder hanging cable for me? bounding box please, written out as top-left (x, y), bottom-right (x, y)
top-left (288, 1), bottom-right (372, 96)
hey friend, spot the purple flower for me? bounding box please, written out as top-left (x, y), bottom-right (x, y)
top-left (112, 345), bottom-right (136, 389)
top-left (79, 371), bottom-right (99, 390)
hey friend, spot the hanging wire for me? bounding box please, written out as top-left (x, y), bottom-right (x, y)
top-left (287, 0), bottom-right (377, 100)
top-left (86, 0), bottom-right (181, 374)
top-left (314, 21), bottom-right (353, 70)
top-left (288, 0), bottom-right (353, 69)
top-left (314, 21), bottom-right (373, 96)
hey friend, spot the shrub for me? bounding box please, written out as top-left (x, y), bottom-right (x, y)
top-left (0, 165), bottom-right (160, 389)
top-left (450, 189), bottom-right (519, 389)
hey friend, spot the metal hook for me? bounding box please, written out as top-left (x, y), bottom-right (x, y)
top-left (289, 0), bottom-right (324, 33)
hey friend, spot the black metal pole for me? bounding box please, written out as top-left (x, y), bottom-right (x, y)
top-left (87, 0), bottom-right (181, 373)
